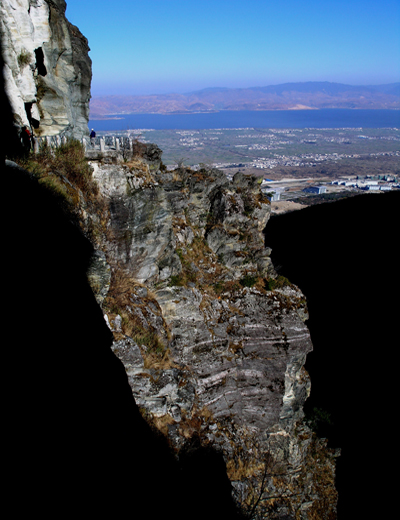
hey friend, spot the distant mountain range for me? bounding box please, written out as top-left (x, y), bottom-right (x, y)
top-left (90, 82), bottom-right (400, 118)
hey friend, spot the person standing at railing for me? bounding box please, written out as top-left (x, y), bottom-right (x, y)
top-left (90, 128), bottom-right (96, 148)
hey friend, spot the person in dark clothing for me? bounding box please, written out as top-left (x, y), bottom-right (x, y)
top-left (90, 128), bottom-right (96, 147)
top-left (20, 125), bottom-right (32, 153)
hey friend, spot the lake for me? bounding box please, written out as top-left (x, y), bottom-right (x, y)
top-left (89, 108), bottom-right (400, 131)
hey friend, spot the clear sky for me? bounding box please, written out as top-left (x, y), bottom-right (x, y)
top-left (65, 0), bottom-right (400, 97)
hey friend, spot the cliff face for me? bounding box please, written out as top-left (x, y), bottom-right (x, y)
top-left (0, 0), bottom-right (91, 138)
top-left (264, 193), bottom-right (400, 519)
top-left (2, 3), bottom-right (338, 515)
top-left (87, 152), bottom-right (339, 518)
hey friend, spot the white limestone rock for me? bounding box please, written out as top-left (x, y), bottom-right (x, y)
top-left (0, 0), bottom-right (92, 137)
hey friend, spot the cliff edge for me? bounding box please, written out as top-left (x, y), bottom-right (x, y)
top-left (87, 151), bottom-right (339, 518)
top-left (1, 2), bottom-right (339, 517)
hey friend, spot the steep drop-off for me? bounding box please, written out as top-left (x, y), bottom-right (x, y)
top-left (81, 150), bottom-right (339, 518)
top-left (3, 160), bottom-right (247, 520)
top-left (264, 192), bottom-right (399, 519)
top-left (2, 135), bottom-right (341, 518)
top-left (1, 3), bottom-right (340, 516)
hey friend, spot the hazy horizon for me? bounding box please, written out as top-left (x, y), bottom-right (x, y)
top-left (90, 80), bottom-right (400, 99)
top-left (66, 0), bottom-right (400, 98)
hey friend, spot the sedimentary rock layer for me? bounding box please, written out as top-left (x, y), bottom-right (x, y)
top-left (89, 152), bottom-right (339, 518)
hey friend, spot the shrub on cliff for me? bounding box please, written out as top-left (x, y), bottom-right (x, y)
top-left (17, 49), bottom-right (32, 69)
top-left (16, 139), bottom-right (99, 201)
top-left (15, 139), bottom-right (108, 245)
top-left (239, 274), bottom-right (258, 288)
top-left (55, 139), bottom-right (98, 195)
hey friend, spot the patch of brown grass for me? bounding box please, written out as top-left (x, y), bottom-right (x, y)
top-left (14, 143), bottom-right (115, 292)
top-left (104, 266), bottom-right (176, 369)
top-left (226, 456), bottom-right (266, 482)
top-left (150, 414), bottom-right (176, 437)
top-left (16, 140), bottom-right (109, 243)
top-left (125, 157), bottom-right (154, 184)
top-left (19, 140), bottom-right (97, 200)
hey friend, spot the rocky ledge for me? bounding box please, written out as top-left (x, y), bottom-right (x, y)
top-left (85, 148), bottom-right (339, 518)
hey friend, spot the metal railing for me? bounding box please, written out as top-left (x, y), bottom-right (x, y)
top-left (32, 135), bottom-right (137, 156)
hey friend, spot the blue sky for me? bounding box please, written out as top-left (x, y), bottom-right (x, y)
top-left (65, 0), bottom-right (400, 97)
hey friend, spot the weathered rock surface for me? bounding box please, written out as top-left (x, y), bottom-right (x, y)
top-left (90, 153), bottom-right (339, 518)
top-left (0, 0), bottom-right (91, 137)
top-left (2, 4), bottom-right (338, 516)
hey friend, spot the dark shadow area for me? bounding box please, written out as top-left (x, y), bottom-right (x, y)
top-left (180, 435), bottom-right (243, 519)
top-left (264, 192), bottom-right (399, 518)
top-left (2, 139), bottom-right (243, 520)
top-left (2, 41), bottom-right (243, 520)
top-left (34, 47), bottom-right (47, 76)
top-left (25, 101), bottom-right (40, 129)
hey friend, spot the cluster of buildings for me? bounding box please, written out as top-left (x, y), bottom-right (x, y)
top-left (260, 174), bottom-right (399, 203)
top-left (251, 151), bottom-right (346, 169)
top-left (332, 175), bottom-right (399, 191)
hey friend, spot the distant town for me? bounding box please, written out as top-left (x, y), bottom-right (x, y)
top-left (94, 126), bottom-right (400, 211)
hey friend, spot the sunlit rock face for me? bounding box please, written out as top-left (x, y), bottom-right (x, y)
top-left (91, 154), bottom-right (339, 518)
top-left (0, 0), bottom-right (91, 138)
top-left (1, 1), bottom-right (339, 513)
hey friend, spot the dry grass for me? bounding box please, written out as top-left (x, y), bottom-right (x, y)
top-left (297, 436), bottom-right (339, 520)
top-left (228, 446), bottom-right (293, 519)
top-left (125, 157), bottom-right (154, 183)
top-left (19, 139), bottom-right (97, 199)
top-left (16, 140), bottom-right (109, 243)
top-left (150, 413), bottom-right (176, 437)
top-left (17, 140), bottom-right (95, 202)
top-left (178, 412), bottom-right (203, 440)
top-left (169, 234), bottom-right (229, 296)
top-left (104, 266), bottom-right (176, 369)
top-left (227, 456), bottom-right (266, 482)
top-left (191, 168), bottom-right (216, 183)
top-left (17, 49), bottom-right (31, 68)
top-left (177, 404), bottom-right (215, 440)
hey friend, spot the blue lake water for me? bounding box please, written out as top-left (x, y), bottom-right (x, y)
top-left (89, 109), bottom-right (400, 131)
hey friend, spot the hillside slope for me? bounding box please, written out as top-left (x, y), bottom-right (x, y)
top-left (90, 82), bottom-right (400, 117)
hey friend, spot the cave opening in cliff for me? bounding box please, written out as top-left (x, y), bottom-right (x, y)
top-left (24, 102), bottom-right (39, 129)
top-left (34, 47), bottom-right (47, 77)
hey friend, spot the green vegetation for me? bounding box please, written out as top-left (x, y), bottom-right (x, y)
top-left (17, 49), bottom-right (31, 68)
top-left (169, 274), bottom-right (184, 287)
top-left (239, 274), bottom-right (258, 288)
top-left (264, 275), bottom-right (292, 290)
top-left (168, 239), bottom-right (214, 288)
top-left (131, 330), bottom-right (166, 355)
